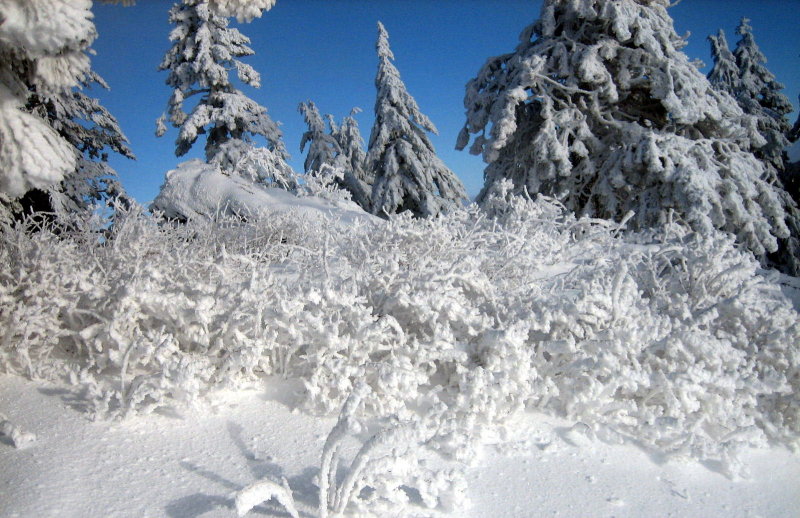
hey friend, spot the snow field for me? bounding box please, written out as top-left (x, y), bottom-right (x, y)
top-left (1, 375), bottom-right (798, 517)
top-left (1, 184), bottom-right (799, 515)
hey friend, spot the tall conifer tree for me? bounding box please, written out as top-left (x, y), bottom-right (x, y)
top-left (156, 0), bottom-right (288, 176)
top-left (458, 0), bottom-right (795, 265)
top-left (367, 22), bottom-right (466, 218)
top-left (731, 18), bottom-right (793, 169)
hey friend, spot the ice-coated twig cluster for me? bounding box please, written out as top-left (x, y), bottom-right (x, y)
top-left (1, 185), bottom-right (798, 481)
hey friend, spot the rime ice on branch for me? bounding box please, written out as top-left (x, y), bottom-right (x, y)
top-left (367, 22), bottom-right (466, 218)
top-left (458, 0), bottom-right (795, 262)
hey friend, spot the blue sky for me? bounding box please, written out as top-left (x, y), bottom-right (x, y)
top-left (89, 0), bottom-right (800, 203)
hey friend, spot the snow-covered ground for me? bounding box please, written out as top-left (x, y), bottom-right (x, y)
top-left (2, 173), bottom-right (799, 517)
top-left (1, 374), bottom-right (798, 517)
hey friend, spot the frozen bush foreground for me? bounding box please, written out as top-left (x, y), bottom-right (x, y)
top-left (1, 187), bottom-right (798, 485)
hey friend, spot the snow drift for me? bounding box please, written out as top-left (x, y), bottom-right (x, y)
top-left (150, 159), bottom-right (374, 225)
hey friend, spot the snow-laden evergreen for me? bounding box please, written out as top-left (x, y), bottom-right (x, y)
top-left (101, 0), bottom-right (275, 22)
top-left (731, 18), bottom-right (793, 169)
top-left (299, 101), bottom-right (340, 174)
top-left (329, 109), bottom-right (373, 211)
top-left (206, 0), bottom-right (276, 22)
top-left (367, 22), bottom-right (466, 218)
top-left (705, 21), bottom-right (800, 274)
top-left (458, 0), bottom-right (793, 262)
top-left (298, 103), bottom-right (372, 211)
top-left (0, 0), bottom-right (97, 202)
top-left (12, 70), bottom-right (135, 217)
top-left (707, 30), bottom-right (740, 95)
top-left (156, 0), bottom-right (288, 175)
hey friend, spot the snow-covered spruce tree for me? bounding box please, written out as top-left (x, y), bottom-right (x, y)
top-left (14, 70), bottom-right (135, 218)
top-left (205, 0), bottom-right (275, 22)
top-left (299, 100), bottom-right (340, 174)
top-left (299, 103), bottom-right (372, 210)
top-left (367, 22), bottom-right (466, 218)
top-left (731, 18), bottom-right (793, 170)
top-left (0, 0), bottom-right (98, 207)
top-left (707, 30), bottom-right (740, 96)
top-left (156, 0), bottom-right (291, 184)
top-left (330, 108), bottom-right (373, 210)
top-left (102, 0), bottom-right (275, 23)
top-left (457, 0), bottom-right (794, 263)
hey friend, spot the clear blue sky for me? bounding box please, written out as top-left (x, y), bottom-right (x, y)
top-left (89, 0), bottom-right (800, 204)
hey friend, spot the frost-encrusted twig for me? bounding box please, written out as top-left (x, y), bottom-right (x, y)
top-left (319, 383), bottom-right (468, 517)
top-left (0, 413), bottom-right (36, 449)
top-left (319, 382), bottom-right (370, 518)
top-left (234, 476), bottom-right (299, 518)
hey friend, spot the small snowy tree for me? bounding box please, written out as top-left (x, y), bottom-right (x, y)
top-left (731, 18), bottom-right (793, 170)
top-left (457, 0), bottom-right (795, 263)
top-left (299, 103), bottom-right (372, 210)
top-left (330, 108), bottom-right (373, 210)
top-left (299, 101), bottom-right (340, 174)
top-left (156, 0), bottom-right (289, 177)
top-left (367, 22), bottom-right (466, 218)
top-left (0, 0), bottom-right (98, 203)
top-left (707, 30), bottom-right (740, 95)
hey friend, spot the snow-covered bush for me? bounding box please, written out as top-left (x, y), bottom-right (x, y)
top-left (317, 384), bottom-right (467, 517)
top-left (210, 140), bottom-right (298, 191)
top-left (1, 189), bottom-right (798, 479)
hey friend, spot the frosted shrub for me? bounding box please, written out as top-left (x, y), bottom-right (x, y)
top-left (299, 164), bottom-right (354, 205)
top-left (0, 191), bottom-right (797, 478)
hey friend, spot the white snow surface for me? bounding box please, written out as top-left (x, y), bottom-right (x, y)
top-left (2, 183), bottom-right (798, 516)
top-left (1, 375), bottom-right (798, 517)
top-left (150, 159), bottom-right (374, 225)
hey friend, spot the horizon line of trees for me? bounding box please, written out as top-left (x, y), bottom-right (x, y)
top-left (1, 0), bottom-right (800, 272)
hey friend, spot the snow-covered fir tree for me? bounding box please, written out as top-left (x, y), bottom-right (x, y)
top-left (101, 0), bottom-right (275, 22)
top-left (707, 30), bottom-right (740, 95)
top-left (156, 0), bottom-right (290, 180)
top-left (299, 101), bottom-right (340, 174)
top-left (457, 0), bottom-right (796, 265)
top-left (12, 70), bottom-right (135, 218)
top-left (330, 108), bottom-right (373, 211)
top-left (298, 101), bottom-right (372, 209)
top-left (0, 0), bottom-right (97, 205)
top-left (731, 18), bottom-right (793, 170)
top-left (367, 22), bottom-right (466, 218)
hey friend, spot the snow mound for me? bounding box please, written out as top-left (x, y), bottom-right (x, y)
top-left (150, 159), bottom-right (374, 225)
